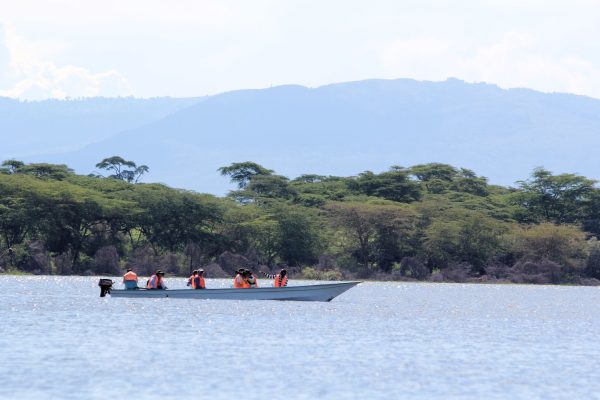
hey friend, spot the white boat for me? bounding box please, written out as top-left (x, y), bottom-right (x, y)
top-left (103, 281), bottom-right (361, 302)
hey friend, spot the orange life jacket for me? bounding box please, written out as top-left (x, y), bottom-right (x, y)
top-left (189, 275), bottom-right (205, 289)
top-left (146, 275), bottom-right (163, 289)
top-left (233, 274), bottom-right (244, 288)
top-left (123, 271), bottom-right (138, 282)
top-left (274, 274), bottom-right (288, 287)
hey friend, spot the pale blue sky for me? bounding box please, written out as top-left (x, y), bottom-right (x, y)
top-left (1, 0), bottom-right (599, 99)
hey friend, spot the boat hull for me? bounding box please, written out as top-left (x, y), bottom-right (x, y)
top-left (108, 281), bottom-right (360, 302)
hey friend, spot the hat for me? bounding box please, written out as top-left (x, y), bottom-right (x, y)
top-left (156, 270), bottom-right (165, 275)
top-left (198, 269), bottom-right (204, 273)
top-left (126, 268), bottom-right (132, 272)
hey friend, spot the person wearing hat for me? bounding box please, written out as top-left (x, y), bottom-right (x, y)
top-left (246, 269), bottom-right (259, 288)
top-left (233, 268), bottom-right (246, 288)
top-left (146, 270), bottom-right (167, 290)
top-left (264, 268), bottom-right (288, 287)
top-left (187, 269), bottom-right (206, 289)
top-left (122, 268), bottom-right (138, 289)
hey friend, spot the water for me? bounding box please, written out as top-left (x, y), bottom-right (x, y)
top-left (1, 276), bottom-right (599, 400)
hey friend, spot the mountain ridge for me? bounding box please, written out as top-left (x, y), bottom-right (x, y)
top-left (4, 78), bottom-right (600, 193)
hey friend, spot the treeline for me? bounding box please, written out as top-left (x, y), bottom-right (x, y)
top-left (2, 158), bottom-right (600, 285)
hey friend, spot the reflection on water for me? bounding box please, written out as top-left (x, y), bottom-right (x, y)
top-left (1, 276), bottom-right (599, 399)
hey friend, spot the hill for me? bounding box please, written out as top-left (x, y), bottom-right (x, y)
top-left (0, 96), bottom-right (201, 159)
top-left (6, 78), bottom-right (600, 193)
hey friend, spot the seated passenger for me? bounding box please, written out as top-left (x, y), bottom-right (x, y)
top-left (187, 269), bottom-right (206, 289)
top-left (146, 270), bottom-right (167, 289)
top-left (264, 268), bottom-right (288, 287)
top-left (233, 269), bottom-right (246, 288)
top-left (246, 269), bottom-right (259, 288)
top-left (122, 268), bottom-right (138, 289)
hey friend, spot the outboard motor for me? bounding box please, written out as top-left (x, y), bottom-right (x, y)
top-left (98, 279), bottom-right (113, 297)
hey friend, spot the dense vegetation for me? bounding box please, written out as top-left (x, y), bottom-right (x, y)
top-left (2, 157), bottom-right (600, 285)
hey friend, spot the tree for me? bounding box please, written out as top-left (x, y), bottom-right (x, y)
top-left (353, 167), bottom-right (421, 202)
top-left (510, 223), bottom-right (586, 266)
top-left (410, 163), bottom-right (458, 194)
top-left (0, 160), bottom-right (24, 174)
top-left (327, 202), bottom-right (415, 269)
top-left (96, 156), bottom-right (149, 183)
top-left (244, 175), bottom-right (297, 200)
top-left (514, 167), bottom-right (596, 224)
top-left (423, 211), bottom-right (506, 273)
top-left (18, 163), bottom-right (73, 180)
top-left (129, 185), bottom-right (223, 253)
top-left (450, 168), bottom-right (489, 196)
top-left (273, 205), bottom-right (322, 266)
top-left (218, 162), bottom-right (273, 189)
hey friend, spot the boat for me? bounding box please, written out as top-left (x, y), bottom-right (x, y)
top-left (100, 280), bottom-right (361, 302)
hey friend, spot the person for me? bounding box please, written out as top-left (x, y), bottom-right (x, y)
top-left (264, 269), bottom-right (288, 287)
top-left (122, 268), bottom-right (138, 289)
top-left (246, 269), bottom-right (259, 288)
top-left (187, 269), bottom-right (206, 289)
top-left (147, 270), bottom-right (167, 289)
top-left (233, 268), bottom-right (245, 288)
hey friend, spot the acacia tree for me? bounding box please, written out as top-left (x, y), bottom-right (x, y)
top-left (514, 167), bottom-right (596, 224)
top-left (96, 156), bottom-right (149, 183)
top-left (353, 167), bottom-right (421, 202)
top-left (0, 160), bottom-right (25, 174)
top-left (327, 202), bottom-right (415, 269)
top-left (218, 162), bottom-right (273, 189)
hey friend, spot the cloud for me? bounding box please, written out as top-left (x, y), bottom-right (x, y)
top-left (380, 32), bottom-right (600, 98)
top-left (0, 25), bottom-right (134, 99)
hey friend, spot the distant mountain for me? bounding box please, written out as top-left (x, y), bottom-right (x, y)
top-left (6, 78), bottom-right (600, 194)
top-left (0, 96), bottom-right (201, 158)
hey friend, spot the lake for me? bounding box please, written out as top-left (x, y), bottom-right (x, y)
top-left (1, 276), bottom-right (599, 399)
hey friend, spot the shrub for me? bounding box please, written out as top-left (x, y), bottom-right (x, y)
top-left (301, 267), bottom-right (343, 280)
top-left (399, 257), bottom-right (430, 280)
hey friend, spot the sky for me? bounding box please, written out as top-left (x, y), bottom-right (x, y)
top-left (0, 0), bottom-right (599, 100)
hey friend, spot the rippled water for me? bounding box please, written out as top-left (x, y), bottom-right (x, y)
top-left (1, 276), bottom-right (599, 399)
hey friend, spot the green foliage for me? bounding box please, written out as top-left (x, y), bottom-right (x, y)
top-left (218, 161), bottom-right (273, 189)
top-left (2, 159), bottom-right (600, 284)
top-left (423, 211), bottom-right (507, 273)
top-left (327, 201), bottom-right (416, 270)
top-left (352, 167), bottom-right (421, 202)
top-left (513, 167), bottom-right (596, 224)
top-left (510, 223), bottom-right (587, 266)
top-left (301, 267), bottom-right (343, 280)
top-left (96, 156), bottom-right (149, 183)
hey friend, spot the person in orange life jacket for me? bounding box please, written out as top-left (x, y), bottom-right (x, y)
top-left (146, 270), bottom-right (167, 289)
top-left (187, 269), bottom-right (206, 289)
top-left (122, 268), bottom-right (138, 289)
top-left (233, 269), bottom-right (245, 288)
top-left (274, 269), bottom-right (288, 287)
top-left (246, 269), bottom-right (259, 288)
top-left (264, 268), bottom-right (288, 287)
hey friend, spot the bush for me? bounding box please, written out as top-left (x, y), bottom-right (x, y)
top-left (399, 257), bottom-right (430, 280)
top-left (301, 267), bottom-right (343, 280)
top-left (510, 259), bottom-right (562, 284)
top-left (440, 262), bottom-right (472, 282)
top-left (93, 246), bottom-right (120, 275)
top-left (484, 262), bottom-right (511, 280)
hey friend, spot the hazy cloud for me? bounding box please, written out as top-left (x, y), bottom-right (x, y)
top-left (1, 1), bottom-right (600, 99)
top-left (0, 25), bottom-right (134, 99)
top-left (381, 32), bottom-right (600, 97)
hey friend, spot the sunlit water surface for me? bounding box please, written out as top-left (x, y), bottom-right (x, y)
top-left (1, 276), bottom-right (599, 399)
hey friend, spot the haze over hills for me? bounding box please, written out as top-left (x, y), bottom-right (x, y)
top-left (0, 96), bottom-right (202, 158)
top-left (3, 78), bottom-right (600, 194)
